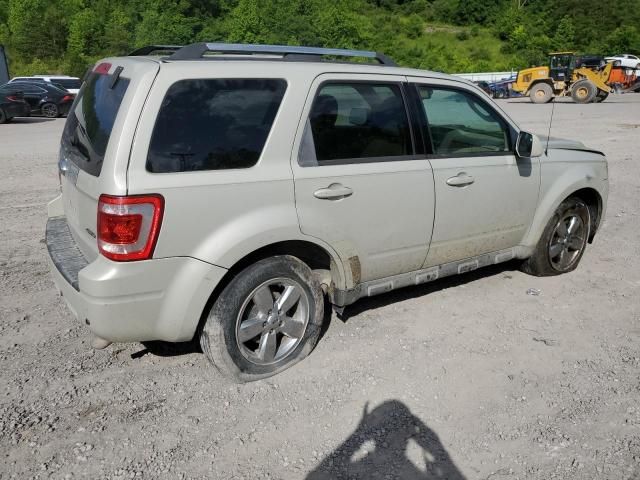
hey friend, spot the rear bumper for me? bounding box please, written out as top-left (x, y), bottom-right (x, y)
top-left (46, 212), bottom-right (227, 343)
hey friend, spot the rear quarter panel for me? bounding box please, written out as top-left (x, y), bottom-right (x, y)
top-left (126, 62), bottom-right (348, 288)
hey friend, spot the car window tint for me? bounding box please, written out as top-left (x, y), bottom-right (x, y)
top-left (14, 84), bottom-right (45, 94)
top-left (61, 72), bottom-right (130, 177)
top-left (56, 79), bottom-right (82, 89)
top-left (300, 82), bottom-right (412, 166)
top-left (147, 79), bottom-right (286, 173)
top-left (417, 86), bottom-right (510, 156)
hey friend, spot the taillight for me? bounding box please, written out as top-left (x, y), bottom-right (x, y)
top-left (6, 95), bottom-right (22, 102)
top-left (97, 195), bottom-right (164, 261)
top-left (61, 94), bottom-right (75, 102)
top-left (94, 62), bottom-right (112, 75)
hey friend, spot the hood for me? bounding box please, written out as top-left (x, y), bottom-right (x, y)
top-left (537, 135), bottom-right (604, 156)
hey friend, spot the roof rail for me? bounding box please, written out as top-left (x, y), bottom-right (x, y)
top-left (128, 45), bottom-right (184, 56)
top-left (167, 42), bottom-right (397, 66)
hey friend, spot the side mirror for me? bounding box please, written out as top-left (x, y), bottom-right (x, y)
top-left (516, 131), bottom-right (544, 158)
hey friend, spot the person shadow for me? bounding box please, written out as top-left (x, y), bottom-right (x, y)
top-left (306, 400), bottom-right (467, 480)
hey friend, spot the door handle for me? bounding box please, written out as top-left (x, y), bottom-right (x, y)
top-left (446, 173), bottom-right (475, 187)
top-left (313, 183), bottom-right (353, 200)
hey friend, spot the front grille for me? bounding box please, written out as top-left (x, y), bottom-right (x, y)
top-left (46, 216), bottom-right (89, 291)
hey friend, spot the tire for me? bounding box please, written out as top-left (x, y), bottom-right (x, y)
top-left (200, 255), bottom-right (324, 382)
top-left (571, 80), bottom-right (597, 104)
top-left (529, 83), bottom-right (553, 104)
top-left (0, 109), bottom-right (6, 124)
top-left (41, 102), bottom-right (59, 118)
top-left (521, 197), bottom-right (590, 277)
top-left (595, 91), bottom-right (609, 103)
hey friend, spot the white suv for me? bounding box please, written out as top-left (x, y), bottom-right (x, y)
top-left (46, 43), bottom-right (608, 382)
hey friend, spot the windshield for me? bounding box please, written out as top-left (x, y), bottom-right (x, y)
top-left (60, 72), bottom-right (129, 177)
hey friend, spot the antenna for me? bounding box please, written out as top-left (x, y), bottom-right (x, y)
top-left (545, 98), bottom-right (556, 156)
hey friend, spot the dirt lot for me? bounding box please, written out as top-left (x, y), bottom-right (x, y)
top-left (1, 95), bottom-right (639, 480)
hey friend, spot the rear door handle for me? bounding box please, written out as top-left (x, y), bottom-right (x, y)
top-left (314, 183), bottom-right (353, 200)
top-left (446, 173), bottom-right (475, 187)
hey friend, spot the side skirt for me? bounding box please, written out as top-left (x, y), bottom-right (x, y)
top-left (331, 247), bottom-right (517, 308)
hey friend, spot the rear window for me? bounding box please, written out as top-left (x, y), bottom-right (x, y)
top-left (61, 72), bottom-right (129, 177)
top-left (56, 78), bottom-right (82, 89)
top-left (146, 79), bottom-right (287, 173)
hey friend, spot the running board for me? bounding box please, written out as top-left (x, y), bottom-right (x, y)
top-left (331, 247), bottom-right (517, 307)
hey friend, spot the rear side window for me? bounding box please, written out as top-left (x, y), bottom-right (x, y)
top-left (146, 79), bottom-right (287, 173)
top-left (56, 79), bottom-right (82, 90)
top-left (61, 72), bottom-right (130, 176)
top-left (300, 82), bottom-right (412, 166)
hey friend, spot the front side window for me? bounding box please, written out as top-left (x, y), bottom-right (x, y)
top-left (300, 82), bottom-right (412, 166)
top-left (147, 79), bottom-right (287, 173)
top-left (417, 86), bottom-right (510, 156)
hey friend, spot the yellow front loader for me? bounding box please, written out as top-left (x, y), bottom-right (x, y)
top-left (512, 52), bottom-right (614, 103)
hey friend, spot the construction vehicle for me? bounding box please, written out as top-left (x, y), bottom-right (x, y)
top-left (512, 52), bottom-right (634, 104)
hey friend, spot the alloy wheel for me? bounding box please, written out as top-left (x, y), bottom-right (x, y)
top-left (235, 278), bottom-right (310, 365)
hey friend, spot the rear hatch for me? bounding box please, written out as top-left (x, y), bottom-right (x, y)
top-left (59, 58), bottom-right (159, 261)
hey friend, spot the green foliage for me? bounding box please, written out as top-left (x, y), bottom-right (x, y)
top-left (0, 0), bottom-right (639, 78)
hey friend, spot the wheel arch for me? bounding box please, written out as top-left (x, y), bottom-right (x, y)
top-left (522, 167), bottom-right (606, 251)
top-left (193, 239), bottom-right (346, 340)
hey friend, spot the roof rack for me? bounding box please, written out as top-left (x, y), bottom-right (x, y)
top-left (167, 42), bottom-right (397, 66)
top-left (128, 45), bottom-right (184, 56)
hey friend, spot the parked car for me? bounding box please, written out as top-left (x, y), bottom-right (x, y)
top-left (46, 43), bottom-right (608, 382)
top-left (0, 85), bottom-right (30, 123)
top-left (8, 75), bottom-right (82, 94)
top-left (604, 54), bottom-right (640, 69)
top-left (6, 81), bottom-right (74, 118)
top-left (473, 80), bottom-right (492, 96)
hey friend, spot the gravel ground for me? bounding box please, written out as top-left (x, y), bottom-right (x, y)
top-left (1, 95), bottom-right (639, 480)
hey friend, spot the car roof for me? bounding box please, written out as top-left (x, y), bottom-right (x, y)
top-left (120, 43), bottom-right (475, 88)
top-left (115, 55), bottom-right (474, 89)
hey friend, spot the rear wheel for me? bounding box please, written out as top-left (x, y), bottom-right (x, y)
top-left (571, 80), bottom-right (597, 104)
top-left (0, 108), bottom-right (6, 124)
top-left (521, 197), bottom-right (590, 276)
top-left (41, 102), bottom-right (59, 118)
top-left (200, 255), bottom-right (325, 382)
top-left (529, 83), bottom-right (554, 104)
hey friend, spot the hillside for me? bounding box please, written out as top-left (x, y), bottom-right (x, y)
top-left (0, 0), bottom-right (639, 77)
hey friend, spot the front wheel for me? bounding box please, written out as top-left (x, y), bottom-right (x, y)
top-left (200, 255), bottom-right (325, 382)
top-left (41, 102), bottom-right (59, 118)
top-left (521, 197), bottom-right (590, 276)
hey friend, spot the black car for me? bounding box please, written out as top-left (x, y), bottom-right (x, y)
top-left (0, 86), bottom-right (31, 123)
top-left (3, 81), bottom-right (75, 118)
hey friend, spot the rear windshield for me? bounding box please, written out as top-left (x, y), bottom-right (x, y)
top-left (56, 78), bottom-right (82, 89)
top-left (146, 79), bottom-right (287, 173)
top-left (61, 72), bottom-right (129, 177)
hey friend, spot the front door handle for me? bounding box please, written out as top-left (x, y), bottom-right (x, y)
top-left (446, 173), bottom-right (475, 187)
top-left (314, 183), bottom-right (353, 200)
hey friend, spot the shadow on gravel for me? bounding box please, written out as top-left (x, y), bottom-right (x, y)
top-left (306, 400), bottom-right (466, 480)
top-left (338, 261), bottom-right (519, 321)
top-left (131, 340), bottom-right (201, 359)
